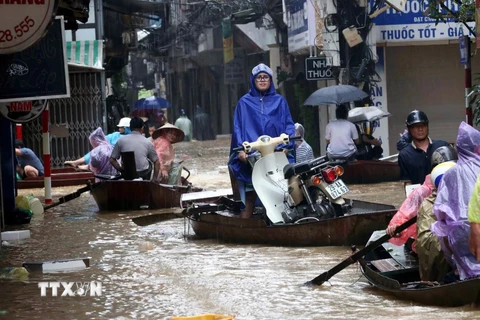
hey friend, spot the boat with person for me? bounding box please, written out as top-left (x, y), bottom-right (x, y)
top-left (340, 159), bottom-right (400, 184)
top-left (179, 133), bottom-right (398, 246)
top-left (91, 179), bottom-right (195, 211)
top-left (359, 230), bottom-right (480, 307)
top-left (17, 167), bottom-right (94, 189)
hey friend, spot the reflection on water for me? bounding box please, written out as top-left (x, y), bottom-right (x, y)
top-left (2, 212), bottom-right (479, 319)
top-left (2, 137), bottom-right (479, 319)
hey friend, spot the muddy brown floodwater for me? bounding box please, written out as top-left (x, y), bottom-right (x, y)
top-left (1, 136), bottom-right (478, 319)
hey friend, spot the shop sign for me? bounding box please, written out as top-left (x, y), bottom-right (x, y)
top-left (0, 17), bottom-right (70, 103)
top-left (0, 99), bottom-right (47, 123)
top-left (224, 57), bottom-right (244, 84)
top-left (287, 0), bottom-right (308, 52)
top-left (305, 57), bottom-right (334, 80)
top-left (0, 0), bottom-right (58, 54)
top-left (372, 0), bottom-right (475, 43)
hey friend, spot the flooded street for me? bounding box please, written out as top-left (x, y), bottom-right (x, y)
top-left (1, 136), bottom-right (479, 319)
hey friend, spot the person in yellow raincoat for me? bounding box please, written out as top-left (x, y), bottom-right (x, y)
top-left (468, 174), bottom-right (480, 262)
top-left (416, 161), bottom-right (456, 282)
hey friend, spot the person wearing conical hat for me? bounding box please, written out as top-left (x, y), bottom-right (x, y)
top-left (152, 123), bottom-right (185, 185)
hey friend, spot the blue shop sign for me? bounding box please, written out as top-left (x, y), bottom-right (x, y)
top-left (371, 0), bottom-right (474, 42)
top-left (287, 0), bottom-right (309, 52)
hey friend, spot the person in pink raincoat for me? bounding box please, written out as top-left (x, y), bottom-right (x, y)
top-left (88, 127), bottom-right (117, 179)
top-left (151, 123), bottom-right (185, 185)
top-left (386, 146), bottom-right (458, 253)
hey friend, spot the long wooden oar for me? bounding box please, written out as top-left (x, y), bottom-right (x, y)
top-left (131, 211), bottom-right (185, 226)
top-left (305, 216), bottom-right (417, 286)
top-left (43, 173), bottom-right (123, 211)
top-left (43, 182), bottom-right (100, 210)
top-left (131, 204), bottom-right (224, 226)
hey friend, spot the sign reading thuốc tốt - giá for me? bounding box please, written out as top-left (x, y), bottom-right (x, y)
top-left (0, 0), bottom-right (58, 55)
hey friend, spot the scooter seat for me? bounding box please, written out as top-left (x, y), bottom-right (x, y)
top-left (283, 156), bottom-right (329, 179)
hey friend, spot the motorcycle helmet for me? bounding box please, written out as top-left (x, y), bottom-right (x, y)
top-left (431, 145), bottom-right (458, 167)
top-left (406, 110), bottom-right (429, 127)
top-left (431, 161), bottom-right (456, 189)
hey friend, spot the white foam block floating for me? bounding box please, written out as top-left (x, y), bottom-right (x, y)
top-left (180, 188), bottom-right (233, 208)
top-left (1, 230), bottom-right (31, 241)
top-left (23, 257), bottom-right (91, 273)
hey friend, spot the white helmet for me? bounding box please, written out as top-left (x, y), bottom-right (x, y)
top-left (117, 117), bottom-right (131, 127)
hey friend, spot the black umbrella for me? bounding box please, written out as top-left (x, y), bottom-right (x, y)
top-left (303, 85), bottom-right (368, 106)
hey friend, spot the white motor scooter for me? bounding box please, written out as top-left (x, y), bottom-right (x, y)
top-left (235, 133), bottom-right (350, 224)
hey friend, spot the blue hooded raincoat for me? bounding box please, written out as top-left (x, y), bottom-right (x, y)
top-left (228, 63), bottom-right (295, 185)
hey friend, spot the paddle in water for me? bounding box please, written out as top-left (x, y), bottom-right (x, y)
top-left (304, 216), bottom-right (417, 286)
top-left (131, 211), bottom-right (185, 226)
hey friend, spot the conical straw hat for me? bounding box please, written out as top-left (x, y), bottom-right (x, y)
top-left (152, 123), bottom-right (185, 143)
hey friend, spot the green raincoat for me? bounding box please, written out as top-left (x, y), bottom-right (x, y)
top-left (416, 190), bottom-right (450, 282)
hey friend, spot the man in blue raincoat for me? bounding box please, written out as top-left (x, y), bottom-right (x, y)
top-left (229, 63), bottom-right (295, 219)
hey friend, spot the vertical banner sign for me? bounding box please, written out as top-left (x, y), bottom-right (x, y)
top-left (459, 27), bottom-right (468, 65)
top-left (222, 19), bottom-right (234, 64)
top-left (0, 0), bottom-right (58, 54)
top-left (371, 47), bottom-right (390, 156)
top-left (287, 0), bottom-right (309, 52)
top-left (477, 0), bottom-right (480, 48)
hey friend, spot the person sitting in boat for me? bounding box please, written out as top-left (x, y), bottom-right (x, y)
top-left (386, 146), bottom-right (458, 254)
top-left (325, 104), bottom-right (361, 161)
top-left (109, 117), bottom-right (160, 182)
top-left (151, 123), bottom-right (185, 185)
top-left (431, 122), bottom-right (480, 281)
top-left (229, 63), bottom-right (295, 219)
top-left (88, 127), bottom-right (117, 178)
top-left (294, 123), bottom-right (314, 163)
top-left (398, 110), bottom-right (449, 185)
top-left (64, 117), bottom-right (132, 170)
top-left (355, 121), bottom-right (383, 161)
top-left (416, 160), bottom-right (457, 282)
top-left (468, 174), bottom-right (480, 262)
top-left (15, 139), bottom-right (44, 178)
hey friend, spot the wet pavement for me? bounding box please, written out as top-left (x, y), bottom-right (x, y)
top-left (1, 136), bottom-right (478, 319)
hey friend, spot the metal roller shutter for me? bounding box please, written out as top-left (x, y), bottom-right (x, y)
top-left (386, 44), bottom-right (480, 152)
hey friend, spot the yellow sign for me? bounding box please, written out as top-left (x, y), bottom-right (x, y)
top-left (222, 19), bottom-right (234, 63)
top-left (223, 37), bottom-right (234, 63)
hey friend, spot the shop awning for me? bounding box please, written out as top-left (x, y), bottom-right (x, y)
top-left (66, 40), bottom-right (104, 71)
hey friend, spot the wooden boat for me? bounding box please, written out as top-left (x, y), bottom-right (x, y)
top-left (17, 167), bottom-right (94, 189)
top-left (359, 231), bottom-right (480, 307)
top-left (341, 160), bottom-right (400, 184)
top-left (184, 197), bottom-right (396, 246)
top-left (90, 180), bottom-right (195, 211)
